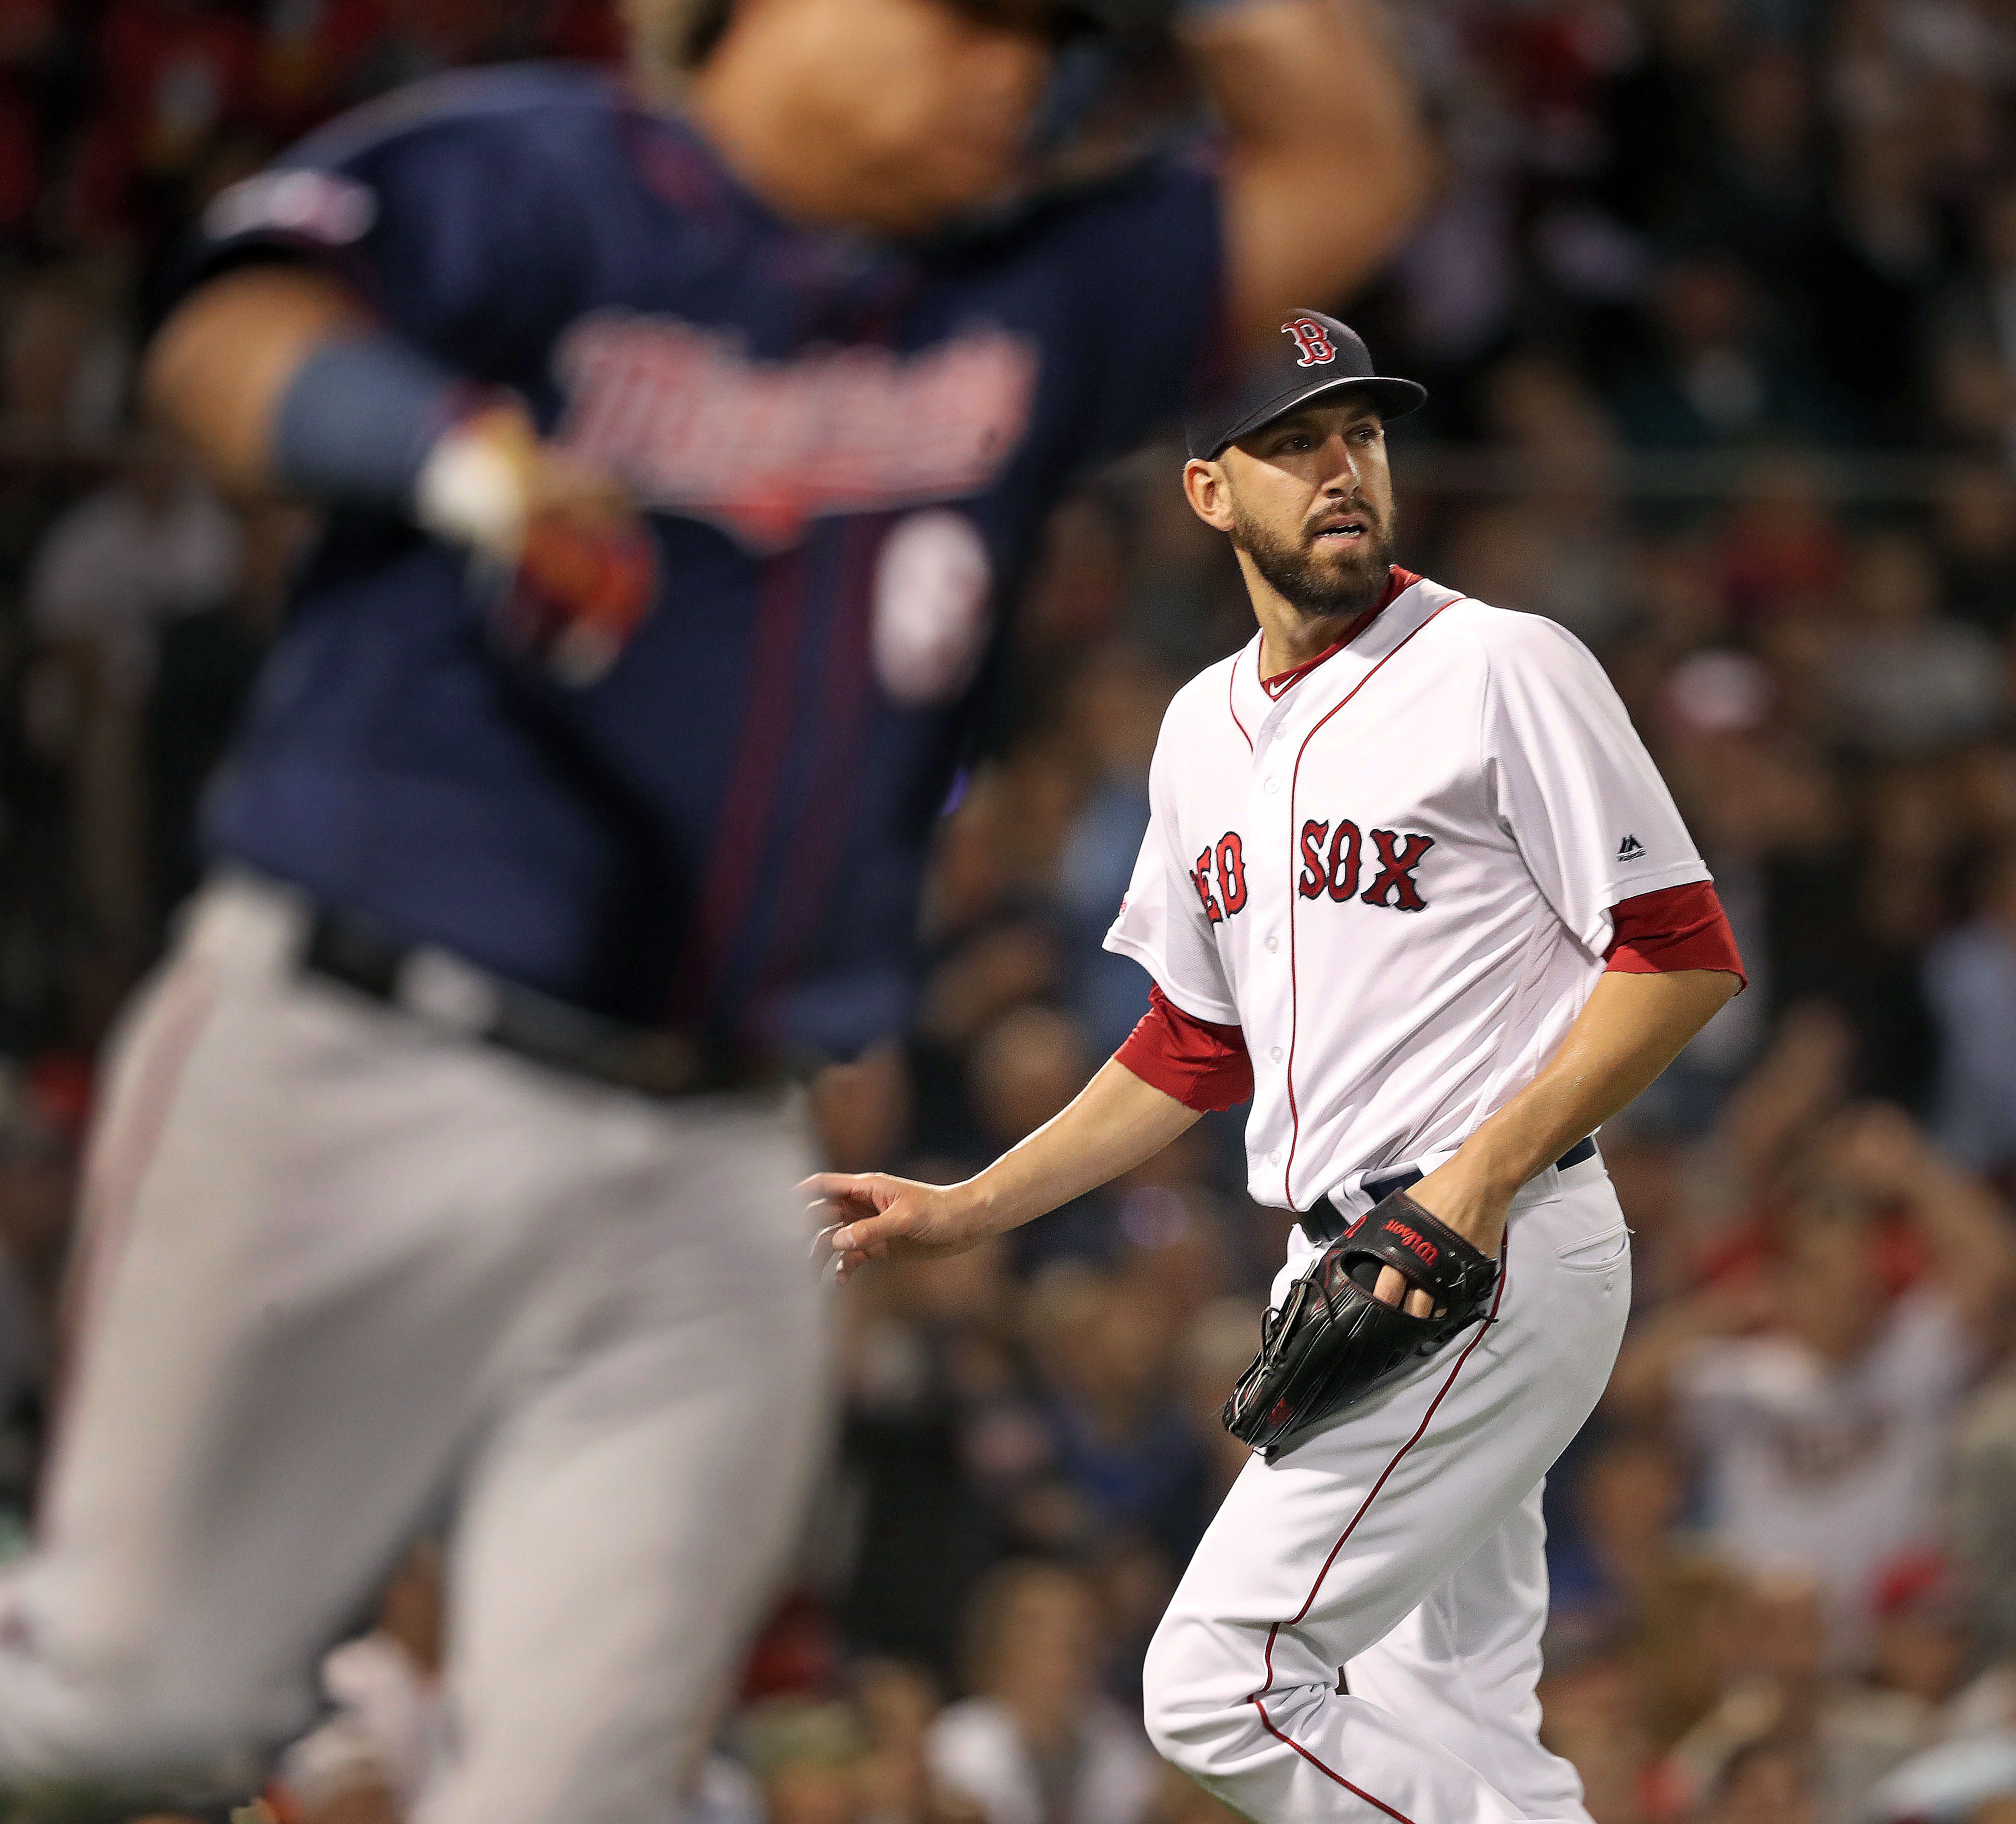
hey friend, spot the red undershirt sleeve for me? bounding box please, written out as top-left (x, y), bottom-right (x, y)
top-left (1114, 984), bottom-right (1254, 1112)
top-left (1603, 880), bottom-right (1747, 987)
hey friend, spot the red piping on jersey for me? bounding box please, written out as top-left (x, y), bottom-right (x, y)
top-left (1256, 568), bottom-right (1421, 700)
top-left (1280, 599), bottom-right (1463, 1211)
top-left (1228, 661), bottom-right (1253, 752)
top-left (664, 547), bottom-right (809, 1024)
top-left (756, 516), bottom-right (884, 1004)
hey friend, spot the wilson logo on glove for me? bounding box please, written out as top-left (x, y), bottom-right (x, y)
top-left (1223, 1189), bottom-right (1497, 1458)
top-left (1388, 1222), bottom-right (1438, 1265)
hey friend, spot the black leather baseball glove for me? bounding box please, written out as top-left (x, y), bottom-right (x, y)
top-left (1223, 1190), bottom-right (1500, 1458)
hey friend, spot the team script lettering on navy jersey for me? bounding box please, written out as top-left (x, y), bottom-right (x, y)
top-left (184, 66), bottom-right (1226, 1054)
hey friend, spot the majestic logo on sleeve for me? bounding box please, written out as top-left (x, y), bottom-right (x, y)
top-left (556, 313), bottom-right (1039, 552)
top-left (1616, 834), bottom-right (1646, 862)
top-left (1298, 820), bottom-right (1435, 912)
top-left (1282, 316), bottom-right (1338, 368)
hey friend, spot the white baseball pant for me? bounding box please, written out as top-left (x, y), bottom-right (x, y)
top-left (1143, 1155), bottom-right (1630, 1824)
top-left (0, 876), bottom-right (830, 1822)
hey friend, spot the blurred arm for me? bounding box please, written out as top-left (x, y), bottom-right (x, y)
top-left (147, 264), bottom-right (652, 680)
top-left (1604, 1274), bottom-right (1777, 1420)
top-left (144, 264), bottom-right (372, 496)
top-left (1183, 0), bottom-right (1433, 342)
top-left (1832, 1104), bottom-right (2016, 1341)
top-left (1898, 1154), bottom-right (2016, 1338)
top-left (810, 1057), bottom-right (1202, 1279)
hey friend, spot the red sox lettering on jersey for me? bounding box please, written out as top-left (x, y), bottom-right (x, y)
top-left (1107, 572), bottom-right (1712, 1214)
top-left (1198, 822), bottom-right (1436, 920)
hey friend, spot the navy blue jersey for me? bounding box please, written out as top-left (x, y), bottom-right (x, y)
top-left (184, 64), bottom-right (1224, 1055)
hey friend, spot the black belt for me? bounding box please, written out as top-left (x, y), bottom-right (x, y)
top-left (301, 908), bottom-right (782, 1102)
top-left (1298, 1136), bottom-right (1598, 1248)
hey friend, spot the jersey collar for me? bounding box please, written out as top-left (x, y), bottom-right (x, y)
top-left (1256, 566), bottom-right (1421, 700)
top-left (1230, 568), bottom-right (1440, 751)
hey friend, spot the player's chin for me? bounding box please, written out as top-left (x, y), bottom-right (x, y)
top-left (1304, 538), bottom-right (1388, 592)
top-left (902, 140), bottom-right (1032, 220)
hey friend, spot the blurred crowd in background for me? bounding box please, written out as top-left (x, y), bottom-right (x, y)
top-left (10, 1), bottom-right (2016, 1823)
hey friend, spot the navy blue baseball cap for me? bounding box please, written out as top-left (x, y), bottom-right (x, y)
top-left (1186, 311), bottom-right (1428, 460)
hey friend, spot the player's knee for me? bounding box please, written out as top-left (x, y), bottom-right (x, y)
top-left (71, 1662), bottom-right (278, 1776)
top-left (1140, 1613), bottom-right (1248, 1774)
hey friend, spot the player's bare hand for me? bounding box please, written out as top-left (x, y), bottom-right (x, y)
top-left (1392, 1161), bottom-right (1511, 1316)
top-left (1368, 1263), bottom-right (1440, 1320)
top-left (434, 404), bottom-right (656, 684)
top-left (802, 1172), bottom-right (994, 1284)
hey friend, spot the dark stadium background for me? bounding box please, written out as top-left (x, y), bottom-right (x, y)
top-left (5, 2), bottom-right (2016, 1822)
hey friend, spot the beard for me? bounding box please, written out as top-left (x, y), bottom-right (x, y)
top-left (1232, 498), bottom-right (1398, 622)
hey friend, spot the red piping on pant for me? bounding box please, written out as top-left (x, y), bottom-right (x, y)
top-left (1252, 1700), bottom-right (1421, 1824)
top-left (1239, 1248), bottom-right (1510, 1819)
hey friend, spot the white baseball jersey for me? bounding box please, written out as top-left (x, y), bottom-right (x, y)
top-left (1105, 572), bottom-right (1708, 1215)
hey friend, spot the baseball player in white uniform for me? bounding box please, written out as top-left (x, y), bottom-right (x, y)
top-left (812, 312), bottom-right (1746, 1824)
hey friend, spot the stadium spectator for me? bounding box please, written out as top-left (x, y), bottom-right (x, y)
top-left (926, 1560), bottom-right (1159, 1824)
top-left (1823, 533), bottom-right (2004, 756)
top-left (1928, 847), bottom-right (2016, 1176)
top-left (1608, 1104), bottom-right (2015, 1648)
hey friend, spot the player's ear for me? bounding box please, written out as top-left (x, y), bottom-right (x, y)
top-left (1183, 457), bottom-right (1236, 534)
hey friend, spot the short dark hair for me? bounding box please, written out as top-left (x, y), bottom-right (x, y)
top-left (684, 0), bottom-right (734, 64)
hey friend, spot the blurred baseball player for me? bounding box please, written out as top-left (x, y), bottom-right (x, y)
top-left (0, 1), bottom-right (1428, 1820)
top-left (812, 316), bottom-right (1746, 1824)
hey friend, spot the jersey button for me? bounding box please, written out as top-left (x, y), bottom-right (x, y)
top-left (1268, 1149), bottom-right (1282, 1164)
top-left (1270, 1046), bottom-right (1284, 1062)
top-left (1265, 934), bottom-right (1280, 952)
top-left (1264, 777), bottom-right (1280, 794)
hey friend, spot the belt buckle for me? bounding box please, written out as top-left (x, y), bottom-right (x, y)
top-left (396, 946), bottom-right (503, 1038)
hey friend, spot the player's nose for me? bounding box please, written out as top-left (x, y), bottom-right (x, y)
top-left (1316, 432), bottom-right (1370, 493)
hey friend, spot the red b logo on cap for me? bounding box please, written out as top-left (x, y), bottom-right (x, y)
top-left (1283, 317), bottom-right (1337, 368)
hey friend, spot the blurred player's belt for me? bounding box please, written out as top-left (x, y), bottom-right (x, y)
top-left (298, 911), bottom-right (780, 1100)
top-left (1300, 1137), bottom-right (1599, 1248)
top-left (196, 870), bottom-right (780, 1100)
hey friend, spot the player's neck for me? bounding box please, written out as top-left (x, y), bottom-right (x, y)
top-left (1246, 557), bottom-right (1401, 680)
top-left (1252, 592), bottom-right (1380, 680)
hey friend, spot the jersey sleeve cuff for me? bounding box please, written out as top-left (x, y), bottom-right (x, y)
top-left (1583, 858), bottom-right (1712, 954)
top-left (1114, 984), bottom-right (1253, 1113)
top-left (1603, 880), bottom-right (1747, 986)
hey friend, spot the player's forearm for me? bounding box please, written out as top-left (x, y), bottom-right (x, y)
top-left (1186, 0), bottom-right (1432, 340)
top-left (960, 1057), bottom-right (1202, 1231)
top-left (1449, 968), bottom-right (1741, 1198)
top-left (148, 265), bottom-right (538, 548)
top-left (144, 264), bottom-right (372, 495)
